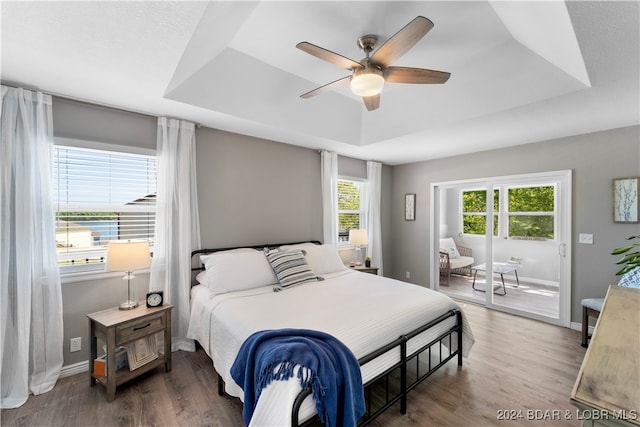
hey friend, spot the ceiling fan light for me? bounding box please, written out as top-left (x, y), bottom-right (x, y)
top-left (350, 68), bottom-right (384, 97)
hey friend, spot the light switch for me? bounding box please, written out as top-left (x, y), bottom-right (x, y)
top-left (579, 233), bottom-right (594, 244)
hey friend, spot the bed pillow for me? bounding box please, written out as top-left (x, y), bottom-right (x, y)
top-left (278, 243), bottom-right (317, 251)
top-left (303, 244), bottom-right (348, 275)
top-left (195, 270), bottom-right (208, 287)
top-left (265, 249), bottom-right (322, 291)
top-left (204, 250), bottom-right (278, 296)
top-left (199, 247), bottom-right (258, 266)
top-left (278, 243), bottom-right (347, 275)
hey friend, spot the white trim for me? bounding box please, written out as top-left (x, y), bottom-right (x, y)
top-left (60, 360), bottom-right (88, 378)
top-left (55, 137), bottom-right (155, 156)
top-left (570, 322), bottom-right (594, 335)
top-left (61, 268), bottom-right (150, 284)
top-left (431, 170), bottom-right (572, 327)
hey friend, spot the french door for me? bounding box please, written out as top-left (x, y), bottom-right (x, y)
top-left (430, 170), bottom-right (572, 327)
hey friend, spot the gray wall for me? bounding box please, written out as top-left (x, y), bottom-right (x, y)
top-left (389, 125), bottom-right (640, 323)
top-left (53, 97), bottom-right (156, 149)
top-left (195, 128), bottom-right (322, 247)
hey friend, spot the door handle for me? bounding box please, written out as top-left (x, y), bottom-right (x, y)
top-left (558, 243), bottom-right (566, 257)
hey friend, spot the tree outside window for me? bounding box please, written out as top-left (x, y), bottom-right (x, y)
top-left (508, 186), bottom-right (555, 239)
top-left (463, 189), bottom-right (499, 236)
top-left (462, 185), bottom-right (555, 239)
top-left (338, 179), bottom-right (362, 243)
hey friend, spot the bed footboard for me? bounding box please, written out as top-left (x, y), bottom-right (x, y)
top-left (292, 309), bottom-right (463, 427)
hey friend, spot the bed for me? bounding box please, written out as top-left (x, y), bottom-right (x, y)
top-left (187, 241), bottom-right (475, 426)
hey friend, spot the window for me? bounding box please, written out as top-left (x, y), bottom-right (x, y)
top-left (53, 145), bottom-right (156, 273)
top-left (461, 185), bottom-right (556, 239)
top-left (338, 179), bottom-right (364, 243)
top-left (507, 185), bottom-right (555, 239)
top-left (462, 189), bottom-right (499, 236)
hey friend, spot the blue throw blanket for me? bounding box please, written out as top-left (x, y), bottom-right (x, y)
top-left (230, 328), bottom-right (365, 427)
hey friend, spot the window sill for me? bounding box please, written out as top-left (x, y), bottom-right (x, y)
top-left (60, 268), bottom-right (151, 284)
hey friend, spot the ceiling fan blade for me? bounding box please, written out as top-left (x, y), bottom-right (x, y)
top-left (296, 42), bottom-right (362, 71)
top-left (384, 66), bottom-right (450, 84)
top-left (371, 16), bottom-right (434, 68)
top-left (363, 94), bottom-right (380, 111)
top-left (300, 75), bottom-right (351, 99)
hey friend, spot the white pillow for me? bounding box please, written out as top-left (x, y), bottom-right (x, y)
top-left (278, 243), bottom-right (317, 251)
top-left (446, 247), bottom-right (460, 259)
top-left (200, 247), bottom-right (258, 266)
top-left (195, 270), bottom-right (208, 287)
top-left (204, 250), bottom-right (278, 296)
top-left (303, 244), bottom-right (348, 275)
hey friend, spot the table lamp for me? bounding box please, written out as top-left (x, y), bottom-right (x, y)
top-left (106, 240), bottom-right (150, 310)
top-left (349, 229), bottom-right (368, 266)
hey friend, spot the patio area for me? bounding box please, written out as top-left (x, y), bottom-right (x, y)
top-left (441, 273), bottom-right (559, 318)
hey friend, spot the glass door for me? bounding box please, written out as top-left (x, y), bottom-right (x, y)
top-left (431, 171), bottom-right (571, 327)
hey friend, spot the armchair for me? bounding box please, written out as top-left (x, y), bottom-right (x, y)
top-left (439, 238), bottom-right (474, 285)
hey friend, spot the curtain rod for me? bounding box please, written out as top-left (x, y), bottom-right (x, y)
top-left (1, 81), bottom-right (202, 127)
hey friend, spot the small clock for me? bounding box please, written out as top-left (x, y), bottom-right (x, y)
top-left (146, 291), bottom-right (163, 308)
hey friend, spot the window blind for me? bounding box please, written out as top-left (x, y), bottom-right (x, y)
top-left (53, 145), bottom-right (156, 272)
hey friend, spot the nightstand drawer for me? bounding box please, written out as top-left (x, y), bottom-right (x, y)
top-left (116, 313), bottom-right (165, 345)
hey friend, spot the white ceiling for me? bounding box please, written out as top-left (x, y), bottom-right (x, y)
top-left (2, 1), bottom-right (638, 165)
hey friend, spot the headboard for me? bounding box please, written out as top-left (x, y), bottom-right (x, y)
top-left (191, 240), bottom-right (322, 273)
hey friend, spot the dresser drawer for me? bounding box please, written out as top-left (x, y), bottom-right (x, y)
top-left (116, 312), bottom-right (165, 345)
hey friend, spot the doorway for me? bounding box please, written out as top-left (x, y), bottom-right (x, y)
top-left (430, 170), bottom-right (572, 326)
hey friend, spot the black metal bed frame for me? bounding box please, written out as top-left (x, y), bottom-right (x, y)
top-left (191, 242), bottom-right (464, 426)
top-left (292, 310), bottom-right (462, 426)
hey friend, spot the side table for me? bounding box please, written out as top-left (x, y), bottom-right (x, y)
top-left (351, 266), bottom-right (379, 275)
top-left (87, 304), bottom-right (173, 401)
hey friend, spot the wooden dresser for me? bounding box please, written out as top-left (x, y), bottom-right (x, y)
top-left (571, 285), bottom-right (640, 426)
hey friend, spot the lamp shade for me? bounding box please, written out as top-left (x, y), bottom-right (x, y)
top-left (106, 240), bottom-right (150, 272)
top-left (349, 229), bottom-right (369, 246)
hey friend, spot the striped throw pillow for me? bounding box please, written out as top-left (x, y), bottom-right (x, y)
top-left (265, 249), bottom-right (320, 291)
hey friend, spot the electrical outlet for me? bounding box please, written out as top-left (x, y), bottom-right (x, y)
top-left (405, 271), bottom-right (411, 279)
top-left (70, 337), bottom-right (81, 353)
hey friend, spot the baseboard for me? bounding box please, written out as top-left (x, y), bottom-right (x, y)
top-left (570, 322), bottom-right (594, 334)
top-left (60, 360), bottom-right (88, 378)
top-left (60, 342), bottom-right (192, 378)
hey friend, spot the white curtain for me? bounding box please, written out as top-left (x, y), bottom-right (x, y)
top-left (366, 161), bottom-right (383, 275)
top-left (1, 86), bottom-right (63, 408)
top-left (150, 117), bottom-right (201, 352)
top-left (321, 151), bottom-right (338, 245)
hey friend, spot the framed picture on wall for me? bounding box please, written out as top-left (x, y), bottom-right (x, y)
top-left (613, 177), bottom-right (639, 223)
top-left (405, 193), bottom-right (416, 221)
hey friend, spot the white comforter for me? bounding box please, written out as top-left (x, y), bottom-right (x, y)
top-left (187, 269), bottom-right (474, 426)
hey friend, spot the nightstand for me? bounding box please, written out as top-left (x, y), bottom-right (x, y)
top-left (351, 266), bottom-right (379, 275)
top-left (87, 304), bottom-right (173, 401)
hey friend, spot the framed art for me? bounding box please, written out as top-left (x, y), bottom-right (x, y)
top-left (126, 335), bottom-right (158, 370)
top-left (405, 193), bottom-right (416, 221)
top-left (613, 177), bottom-right (639, 223)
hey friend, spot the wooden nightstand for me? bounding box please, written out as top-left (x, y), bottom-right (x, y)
top-left (351, 266), bottom-right (379, 275)
top-left (87, 304), bottom-right (173, 401)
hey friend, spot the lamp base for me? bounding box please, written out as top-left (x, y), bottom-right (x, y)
top-left (119, 300), bottom-right (139, 310)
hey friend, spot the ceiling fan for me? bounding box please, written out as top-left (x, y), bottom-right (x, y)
top-left (296, 16), bottom-right (450, 111)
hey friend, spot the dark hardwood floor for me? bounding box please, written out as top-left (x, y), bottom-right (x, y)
top-left (1, 302), bottom-right (586, 427)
